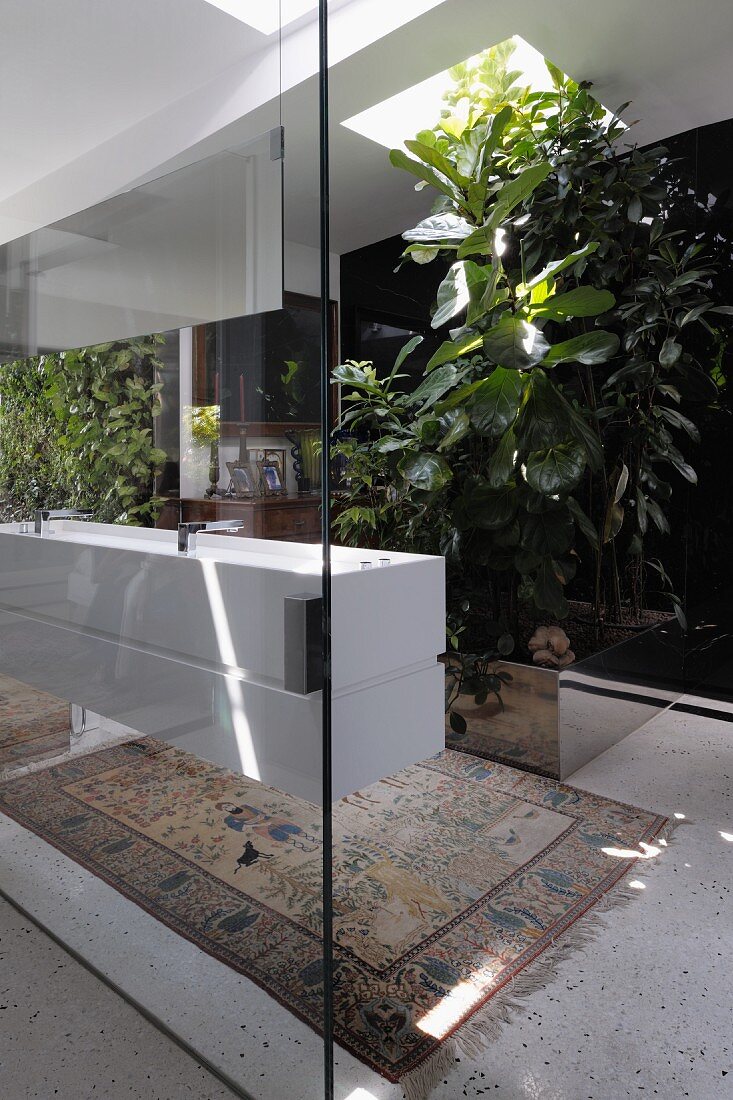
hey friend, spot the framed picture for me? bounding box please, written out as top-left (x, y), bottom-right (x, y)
top-left (226, 461), bottom-right (257, 498)
top-left (253, 447), bottom-right (286, 487)
top-left (258, 461), bottom-right (285, 495)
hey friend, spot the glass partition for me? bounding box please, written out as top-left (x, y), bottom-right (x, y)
top-left (0, 134), bottom-right (282, 360)
top-left (0, 5), bottom-right (333, 1098)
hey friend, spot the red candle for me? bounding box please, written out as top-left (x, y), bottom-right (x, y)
top-left (239, 373), bottom-right (245, 423)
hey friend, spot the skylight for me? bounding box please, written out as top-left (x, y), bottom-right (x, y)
top-left (201, 0), bottom-right (318, 36)
top-left (342, 35), bottom-right (601, 150)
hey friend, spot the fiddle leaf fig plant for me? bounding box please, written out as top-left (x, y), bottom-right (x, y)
top-left (334, 39), bottom-right (730, 655)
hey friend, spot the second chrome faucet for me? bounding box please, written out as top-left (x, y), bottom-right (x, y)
top-left (177, 519), bottom-right (244, 554)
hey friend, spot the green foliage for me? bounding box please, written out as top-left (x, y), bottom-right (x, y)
top-left (189, 403), bottom-right (220, 447)
top-left (334, 39), bottom-right (730, 645)
top-left (0, 336), bottom-right (167, 526)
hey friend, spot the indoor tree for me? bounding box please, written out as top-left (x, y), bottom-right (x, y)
top-left (334, 42), bottom-right (729, 663)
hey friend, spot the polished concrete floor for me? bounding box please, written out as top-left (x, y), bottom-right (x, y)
top-left (0, 697), bottom-right (731, 1099)
top-left (0, 897), bottom-right (238, 1099)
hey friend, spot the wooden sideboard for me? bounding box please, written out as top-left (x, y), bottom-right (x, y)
top-left (157, 496), bottom-right (322, 543)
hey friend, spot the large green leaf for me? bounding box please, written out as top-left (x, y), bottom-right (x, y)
top-left (514, 370), bottom-right (569, 451)
top-left (456, 163), bottom-right (552, 259)
top-left (463, 480), bottom-right (518, 530)
top-left (438, 409), bottom-right (471, 451)
top-left (656, 406), bottom-right (700, 442)
top-left (542, 331), bottom-right (620, 367)
top-left (563, 402), bottom-right (604, 471)
top-left (387, 334), bottom-right (423, 381)
top-left (484, 105), bottom-right (514, 157)
top-left (426, 332), bottom-right (484, 371)
top-left (659, 337), bottom-right (682, 366)
top-left (402, 212), bottom-right (474, 245)
top-left (404, 139), bottom-right (468, 190)
top-left (568, 496), bottom-right (599, 551)
top-left (604, 358), bottom-right (654, 388)
top-left (525, 441), bottom-right (586, 495)
top-left (522, 508), bottom-right (574, 556)
top-left (483, 315), bottom-right (550, 370)
top-left (487, 428), bottom-right (517, 487)
top-left (402, 243), bottom-right (439, 265)
top-left (434, 378), bottom-right (485, 413)
top-left (331, 362), bottom-right (382, 395)
top-left (398, 451), bottom-right (453, 491)
top-left (455, 222), bottom-right (495, 260)
top-left (453, 122), bottom-right (482, 178)
top-left (432, 261), bottom-right (489, 329)
top-left (646, 497), bottom-right (671, 533)
top-left (533, 558), bottom-right (570, 617)
top-left (486, 162), bottom-right (553, 232)
top-left (520, 242), bottom-right (600, 293)
top-left (402, 363), bottom-right (465, 410)
top-left (467, 262), bottom-right (498, 326)
top-left (469, 367), bottom-right (524, 437)
top-left (389, 149), bottom-right (458, 202)
top-left (529, 286), bottom-right (615, 321)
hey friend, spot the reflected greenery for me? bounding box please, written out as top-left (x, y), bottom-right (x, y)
top-left (0, 336), bottom-right (166, 526)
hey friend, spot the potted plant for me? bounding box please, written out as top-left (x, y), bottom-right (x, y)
top-left (332, 42), bottom-right (730, 776)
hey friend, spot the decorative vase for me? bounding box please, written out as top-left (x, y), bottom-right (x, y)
top-left (204, 440), bottom-right (221, 498)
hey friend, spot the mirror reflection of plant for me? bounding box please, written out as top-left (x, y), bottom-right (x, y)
top-left (0, 336), bottom-right (167, 526)
top-left (189, 403), bottom-right (220, 447)
top-left (444, 597), bottom-right (515, 733)
top-left (334, 41), bottom-right (730, 650)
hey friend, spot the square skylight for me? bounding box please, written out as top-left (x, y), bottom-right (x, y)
top-left (201, 0), bottom-right (318, 36)
top-left (342, 35), bottom-right (606, 149)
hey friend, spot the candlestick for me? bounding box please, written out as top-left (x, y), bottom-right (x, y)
top-left (239, 373), bottom-right (245, 423)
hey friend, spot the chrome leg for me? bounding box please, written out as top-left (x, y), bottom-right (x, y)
top-left (69, 703), bottom-right (87, 739)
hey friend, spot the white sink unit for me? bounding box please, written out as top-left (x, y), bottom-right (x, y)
top-left (0, 521), bottom-right (445, 802)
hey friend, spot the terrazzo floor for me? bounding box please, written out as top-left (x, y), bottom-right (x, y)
top-left (0, 896), bottom-right (239, 1099)
top-left (1, 699), bottom-right (731, 1099)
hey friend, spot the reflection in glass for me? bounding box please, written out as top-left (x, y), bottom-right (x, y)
top-left (0, 132), bottom-right (282, 361)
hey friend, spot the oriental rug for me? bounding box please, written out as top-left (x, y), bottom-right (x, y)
top-left (0, 738), bottom-right (671, 1098)
top-left (0, 674), bottom-right (69, 772)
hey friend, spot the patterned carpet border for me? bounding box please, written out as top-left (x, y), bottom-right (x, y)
top-left (0, 738), bottom-right (673, 1097)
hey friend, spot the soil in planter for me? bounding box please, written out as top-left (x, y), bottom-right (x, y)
top-left (462, 597), bottom-right (673, 666)
top-left (519, 601), bottom-right (674, 664)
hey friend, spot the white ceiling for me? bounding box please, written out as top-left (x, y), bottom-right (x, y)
top-left (0, 0), bottom-right (267, 202)
top-left (2, 0), bottom-right (733, 256)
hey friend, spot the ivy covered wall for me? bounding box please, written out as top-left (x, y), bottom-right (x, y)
top-left (0, 336), bottom-right (167, 526)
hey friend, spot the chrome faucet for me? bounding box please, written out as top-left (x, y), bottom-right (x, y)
top-left (178, 519), bottom-right (244, 554)
top-left (34, 508), bottom-right (94, 536)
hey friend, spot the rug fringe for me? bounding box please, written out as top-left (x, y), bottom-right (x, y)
top-left (398, 814), bottom-right (682, 1099)
top-left (400, 1038), bottom-right (459, 1100)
